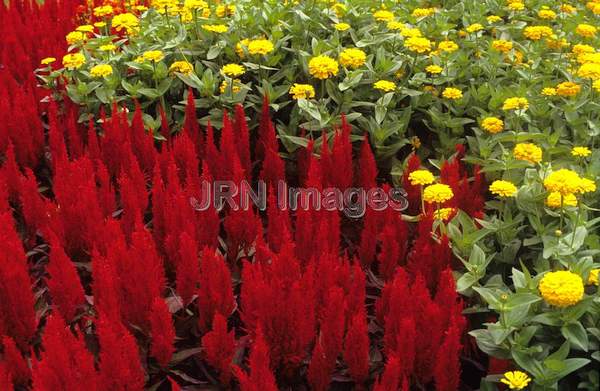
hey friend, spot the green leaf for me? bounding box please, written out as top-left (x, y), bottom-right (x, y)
top-left (561, 322), bottom-right (589, 351)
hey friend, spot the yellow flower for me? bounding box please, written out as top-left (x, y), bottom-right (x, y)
top-left (169, 61), bottom-right (194, 75)
top-left (387, 21), bottom-right (403, 30)
top-left (373, 80), bottom-right (396, 92)
top-left (66, 31), bottom-right (86, 45)
top-left (489, 180), bottom-right (518, 197)
top-left (216, 4), bottom-right (235, 18)
top-left (184, 0), bottom-right (208, 9)
top-left (94, 22), bottom-right (106, 28)
top-left (572, 44), bottom-right (595, 56)
top-left (425, 65), bottom-right (443, 74)
top-left (373, 10), bottom-right (394, 22)
top-left (62, 53), bottom-right (85, 70)
top-left (523, 26), bottom-right (553, 40)
top-left (289, 84), bottom-right (315, 100)
top-left (331, 3), bottom-right (347, 17)
top-left (491, 40), bottom-right (513, 53)
top-left (111, 13), bottom-right (139, 34)
top-left (236, 38), bottom-right (250, 57)
top-left (90, 64), bottom-right (113, 78)
top-left (99, 44), bottom-right (117, 52)
top-left (481, 117), bottom-right (504, 133)
top-left (433, 207), bottom-right (455, 221)
top-left (412, 8), bottom-right (436, 18)
top-left (543, 169), bottom-right (582, 195)
top-left (400, 27), bottom-right (422, 38)
top-left (423, 183), bottom-right (454, 203)
top-left (577, 52), bottom-right (600, 65)
top-left (339, 48), bottom-right (367, 69)
top-left (500, 371), bottom-right (531, 390)
top-left (308, 55), bottom-right (339, 79)
top-left (541, 87), bottom-right (557, 96)
top-left (334, 23), bottom-right (350, 31)
top-left (202, 24), bottom-right (229, 33)
top-left (538, 8), bottom-right (557, 20)
top-left (221, 63), bottom-right (245, 77)
top-left (466, 23), bottom-right (484, 33)
top-left (219, 79), bottom-right (241, 94)
top-left (93, 5), bottom-right (114, 17)
top-left (577, 63), bottom-right (600, 80)
top-left (556, 81), bottom-right (580, 97)
top-left (508, 2), bottom-right (525, 11)
top-left (442, 87), bottom-right (463, 100)
top-left (539, 270), bottom-right (584, 307)
top-left (41, 57), bottom-right (56, 65)
top-left (588, 269), bottom-right (599, 286)
top-left (546, 192), bottom-right (578, 208)
top-left (142, 50), bottom-right (165, 62)
top-left (572, 146), bottom-right (591, 157)
top-left (438, 40), bottom-right (458, 53)
top-left (404, 37), bottom-right (432, 53)
top-left (248, 39), bottom-right (274, 56)
top-left (502, 97), bottom-right (529, 111)
top-left (560, 4), bottom-right (576, 14)
top-left (76, 25), bottom-right (94, 33)
top-left (513, 143), bottom-right (542, 163)
top-left (408, 170), bottom-right (435, 186)
top-left (578, 178), bottom-right (597, 193)
top-left (487, 15), bottom-right (503, 23)
top-left (576, 24), bottom-right (597, 38)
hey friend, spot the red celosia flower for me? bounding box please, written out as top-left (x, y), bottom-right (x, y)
top-left (256, 95), bottom-right (277, 161)
top-left (197, 248), bottom-right (235, 333)
top-left (307, 339), bottom-right (332, 391)
top-left (343, 312), bottom-right (370, 385)
top-left (46, 232), bottom-right (85, 322)
top-left (202, 313), bottom-right (235, 384)
top-left (234, 104), bottom-right (252, 176)
top-left (1, 335), bottom-right (30, 386)
top-left (159, 104), bottom-right (170, 140)
top-left (175, 231), bottom-right (200, 306)
top-left (0, 143), bottom-right (23, 203)
top-left (373, 355), bottom-right (407, 391)
top-left (149, 297), bottom-right (176, 368)
top-left (233, 327), bottom-right (278, 391)
top-left (130, 100), bottom-right (156, 173)
top-left (0, 362), bottom-right (12, 389)
top-left (434, 320), bottom-right (462, 391)
top-left (183, 87), bottom-right (202, 156)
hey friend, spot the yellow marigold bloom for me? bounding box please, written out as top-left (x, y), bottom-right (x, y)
top-left (331, 3), bottom-right (347, 17)
top-left (572, 146), bottom-right (591, 157)
top-left (400, 27), bottom-right (422, 38)
top-left (523, 26), bottom-right (554, 41)
top-left (90, 64), bottom-right (113, 78)
top-left (491, 40), bottom-right (513, 53)
top-left (514, 143), bottom-right (542, 163)
top-left (438, 40), bottom-right (458, 53)
top-left (425, 65), bottom-right (443, 74)
top-left (66, 31), bottom-right (86, 45)
top-left (588, 269), bottom-right (599, 285)
top-left (433, 207), bottom-right (455, 221)
top-left (41, 57), bottom-right (56, 65)
top-left (481, 117), bottom-right (504, 133)
top-left (373, 80), bottom-right (397, 92)
top-left (577, 63), bottom-right (600, 80)
top-left (538, 8), bottom-right (557, 20)
top-left (490, 180), bottom-right (518, 197)
top-left (404, 37), bottom-right (432, 53)
top-left (248, 39), bottom-right (274, 55)
top-left (508, 2), bottom-right (525, 11)
top-left (334, 23), bottom-right (350, 31)
top-left (221, 63), bottom-right (245, 77)
top-left (542, 87), bottom-right (557, 96)
top-left (546, 192), bottom-right (578, 208)
top-left (412, 8), bottom-right (436, 18)
top-left (466, 23), bottom-right (484, 33)
top-left (539, 270), bottom-right (584, 307)
top-left (442, 87), bottom-right (463, 100)
top-left (169, 61), bottom-right (194, 75)
top-left (142, 50), bottom-right (165, 62)
top-left (560, 4), bottom-right (576, 13)
top-left (111, 13), bottom-right (139, 34)
top-left (572, 44), bottom-right (595, 56)
top-left (387, 21), bottom-right (403, 30)
top-left (184, 0), bottom-right (208, 9)
top-left (373, 10), bottom-right (394, 22)
top-left (576, 24), bottom-right (597, 38)
top-left (219, 79), bottom-right (241, 94)
top-left (289, 84), bottom-right (315, 100)
top-left (487, 15), bottom-right (503, 23)
top-left (216, 4), bottom-right (235, 18)
top-left (62, 53), bottom-right (85, 70)
top-left (546, 36), bottom-right (568, 50)
top-left (202, 24), bottom-right (228, 33)
top-left (76, 25), bottom-right (94, 33)
top-left (339, 48), bottom-right (367, 69)
top-left (544, 169), bottom-right (582, 195)
top-left (502, 97), bottom-right (529, 110)
top-left (501, 371), bottom-right (531, 390)
top-left (93, 5), bottom-right (114, 17)
top-left (99, 44), bottom-right (117, 51)
top-left (308, 55), bottom-right (339, 79)
top-left (423, 183), bottom-right (454, 203)
top-left (556, 81), bottom-right (581, 97)
top-left (577, 52), bottom-right (600, 65)
top-left (408, 170), bottom-right (435, 186)
top-left (578, 178), bottom-right (597, 193)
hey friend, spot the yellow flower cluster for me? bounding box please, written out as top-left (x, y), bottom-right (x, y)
top-left (501, 371), bottom-right (531, 390)
top-left (373, 10), bottom-right (394, 22)
top-left (93, 5), bottom-right (114, 17)
top-left (62, 53), bottom-right (85, 70)
top-left (576, 23), bottom-right (597, 38)
top-left (513, 143), bottom-right (542, 163)
top-left (112, 13), bottom-right (139, 34)
top-left (202, 24), bottom-right (229, 33)
top-left (373, 80), bottom-right (396, 92)
top-left (142, 50), bottom-right (165, 62)
top-left (546, 192), bottom-right (577, 208)
top-left (539, 270), bottom-right (584, 307)
top-left (491, 40), bottom-right (513, 53)
top-left (489, 180), bottom-right (518, 197)
top-left (556, 81), bottom-right (581, 97)
top-left (442, 87), bottom-right (463, 100)
top-left (412, 8), bottom-right (436, 18)
top-left (433, 207), bottom-right (455, 221)
top-left (577, 62), bottom-right (600, 80)
top-left (90, 64), bottom-right (113, 78)
top-left (425, 65), bottom-right (443, 74)
top-left (502, 97), bottom-right (529, 111)
top-left (247, 39), bottom-right (274, 55)
top-left (308, 55), bottom-right (339, 79)
top-left (334, 23), bottom-right (350, 31)
top-left (423, 183), bottom-right (454, 203)
top-left (339, 48), bottom-right (367, 69)
top-left (481, 117), bottom-right (504, 133)
top-left (408, 170), bottom-right (435, 186)
top-left (523, 25), bottom-right (553, 40)
top-left (544, 169), bottom-right (596, 196)
top-left (404, 37), bottom-right (432, 53)
top-left (169, 61), bottom-right (194, 75)
top-left (221, 63), bottom-right (245, 77)
top-left (572, 146), bottom-right (591, 157)
top-left (289, 84), bottom-right (315, 100)
top-left (438, 40), bottom-right (458, 53)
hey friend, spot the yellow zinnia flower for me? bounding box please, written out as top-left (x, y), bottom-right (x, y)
top-left (539, 270), bottom-right (584, 307)
top-left (502, 97), bottom-right (529, 110)
top-left (423, 183), bottom-right (454, 203)
top-left (221, 63), bottom-right (245, 77)
top-left (500, 371), bottom-right (531, 390)
top-left (571, 146), bottom-right (591, 157)
top-left (339, 48), bottom-right (367, 69)
top-left (442, 87), bottom-right (463, 100)
top-left (308, 55), bottom-right (339, 79)
top-left (546, 192), bottom-right (578, 208)
top-left (90, 64), bottom-right (113, 78)
top-left (62, 53), bottom-right (86, 70)
top-left (489, 180), bottom-right (517, 197)
top-left (289, 84), bottom-right (315, 100)
top-left (513, 143), bottom-right (542, 163)
top-left (404, 37), bottom-right (432, 53)
top-left (169, 61), bottom-right (194, 75)
top-left (481, 117), bottom-right (504, 133)
top-left (247, 39), bottom-right (274, 55)
top-left (373, 80), bottom-right (396, 92)
top-left (408, 170), bottom-right (435, 186)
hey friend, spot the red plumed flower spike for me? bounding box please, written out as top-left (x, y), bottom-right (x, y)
top-left (343, 313), bottom-right (370, 385)
top-left (184, 87), bottom-right (202, 156)
top-left (233, 327), bottom-right (278, 391)
top-left (1, 335), bottom-right (30, 386)
top-left (175, 231), bottom-right (200, 306)
top-left (434, 319), bottom-right (462, 391)
top-left (234, 104), bottom-right (252, 176)
top-left (202, 313), bottom-right (235, 385)
top-left (149, 297), bottom-right (176, 368)
top-left (197, 247), bottom-right (235, 333)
